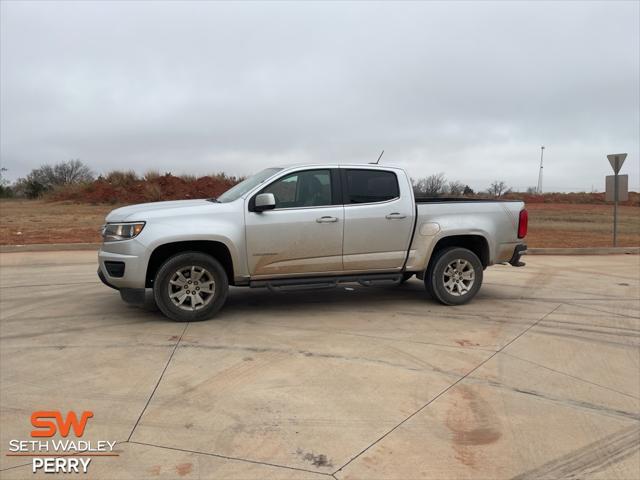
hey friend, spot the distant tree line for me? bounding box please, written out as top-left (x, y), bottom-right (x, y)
top-left (0, 160), bottom-right (244, 201)
top-left (411, 173), bottom-right (513, 198)
top-left (2, 160), bottom-right (520, 200)
top-left (1, 160), bottom-right (94, 198)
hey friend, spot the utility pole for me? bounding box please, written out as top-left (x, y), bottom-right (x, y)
top-left (537, 145), bottom-right (545, 194)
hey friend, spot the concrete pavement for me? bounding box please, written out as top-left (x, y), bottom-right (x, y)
top-left (0, 252), bottom-right (638, 479)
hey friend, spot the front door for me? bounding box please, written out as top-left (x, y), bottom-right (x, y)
top-left (245, 169), bottom-right (344, 278)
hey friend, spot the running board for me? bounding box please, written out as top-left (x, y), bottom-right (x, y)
top-left (250, 273), bottom-right (404, 292)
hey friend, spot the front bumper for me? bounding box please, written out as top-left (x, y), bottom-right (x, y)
top-left (509, 244), bottom-right (527, 267)
top-left (97, 267), bottom-right (148, 304)
top-left (98, 268), bottom-right (119, 290)
top-left (98, 241), bottom-right (148, 289)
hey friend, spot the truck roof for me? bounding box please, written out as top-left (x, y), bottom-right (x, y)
top-left (273, 162), bottom-right (406, 171)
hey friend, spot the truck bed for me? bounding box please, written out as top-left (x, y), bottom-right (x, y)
top-left (404, 198), bottom-right (525, 271)
top-left (414, 196), bottom-right (510, 203)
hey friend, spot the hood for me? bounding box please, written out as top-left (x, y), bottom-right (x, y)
top-left (105, 199), bottom-right (216, 222)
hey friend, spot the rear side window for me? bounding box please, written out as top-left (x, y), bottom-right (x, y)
top-left (345, 169), bottom-right (399, 204)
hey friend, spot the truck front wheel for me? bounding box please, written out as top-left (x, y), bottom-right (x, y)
top-left (153, 252), bottom-right (229, 322)
top-left (425, 247), bottom-right (483, 305)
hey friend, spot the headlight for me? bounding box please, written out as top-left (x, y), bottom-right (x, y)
top-left (101, 222), bottom-right (145, 242)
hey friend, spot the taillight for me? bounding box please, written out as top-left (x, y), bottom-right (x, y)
top-left (518, 209), bottom-right (528, 239)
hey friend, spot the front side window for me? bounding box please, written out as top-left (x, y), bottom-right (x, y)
top-left (217, 167), bottom-right (282, 203)
top-left (345, 169), bottom-right (399, 204)
top-left (261, 169), bottom-right (332, 209)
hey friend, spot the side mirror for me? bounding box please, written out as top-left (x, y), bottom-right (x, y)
top-left (254, 193), bottom-right (276, 212)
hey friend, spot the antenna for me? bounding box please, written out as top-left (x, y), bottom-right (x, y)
top-left (370, 149), bottom-right (384, 165)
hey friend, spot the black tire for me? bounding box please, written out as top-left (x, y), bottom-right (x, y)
top-left (153, 252), bottom-right (229, 322)
top-left (425, 247), bottom-right (483, 305)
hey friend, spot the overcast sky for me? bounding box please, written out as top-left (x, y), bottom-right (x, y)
top-left (1, 0), bottom-right (638, 192)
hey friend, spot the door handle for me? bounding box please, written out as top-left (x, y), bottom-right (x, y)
top-left (385, 213), bottom-right (406, 219)
top-left (316, 216), bottom-right (338, 223)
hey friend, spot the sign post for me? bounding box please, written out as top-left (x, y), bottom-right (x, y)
top-left (606, 153), bottom-right (628, 247)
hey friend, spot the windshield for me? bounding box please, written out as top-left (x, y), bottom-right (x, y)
top-left (216, 168), bottom-right (282, 203)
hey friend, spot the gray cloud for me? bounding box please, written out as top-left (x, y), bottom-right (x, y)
top-left (1, 0), bottom-right (638, 192)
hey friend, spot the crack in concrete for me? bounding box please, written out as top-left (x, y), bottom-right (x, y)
top-left (127, 322), bottom-right (190, 442)
top-left (128, 440), bottom-right (333, 477)
top-left (333, 304), bottom-right (564, 476)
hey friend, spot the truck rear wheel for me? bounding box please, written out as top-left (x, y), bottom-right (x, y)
top-left (153, 252), bottom-right (228, 322)
top-left (425, 247), bottom-right (483, 305)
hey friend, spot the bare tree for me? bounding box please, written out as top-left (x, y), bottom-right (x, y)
top-left (447, 180), bottom-right (466, 196)
top-left (14, 160), bottom-right (94, 198)
top-left (525, 186), bottom-right (537, 194)
top-left (488, 180), bottom-right (511, 197)
top-left (53, 159), bottom-right (94, 184)
top-left (413, 173), bottom-right (447, 196)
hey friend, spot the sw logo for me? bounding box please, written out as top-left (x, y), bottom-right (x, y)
top-left (7, 410), bottom-right (118, 474)
top-left (31, 410), bottom-right (94, 438)
top-left (30, 410), bottom-right (95, 474)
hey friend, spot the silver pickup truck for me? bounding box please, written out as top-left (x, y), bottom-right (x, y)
top-left (98, 164), bottom-right (527, 321)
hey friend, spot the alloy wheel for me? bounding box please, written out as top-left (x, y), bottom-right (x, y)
top-left (443, 259), bottom-right (475, 296)
top-left (167, 265), bottom-right (216, 311)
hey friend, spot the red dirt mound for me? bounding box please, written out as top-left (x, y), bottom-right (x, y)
top-left (49, 174), bottom-right (241, 204)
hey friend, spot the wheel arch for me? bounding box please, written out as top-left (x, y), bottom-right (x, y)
top-left (428, 234), bottom-right (490, 270)
top-left (146, 240), bottom-right (234, 287)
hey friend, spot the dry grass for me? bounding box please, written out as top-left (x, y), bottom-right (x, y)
top-left (526, 203), bottom-right (639, 247)
top-left (103, 170), bottom-right (138, 187)
top-left (0, 200), bottom-right (118, 245)
top-left (143, 169), bottom-right (162, 182)
top-left (1, 199), bottom-right (638, 248)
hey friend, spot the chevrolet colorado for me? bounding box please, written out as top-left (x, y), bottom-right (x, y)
top-left (98, 164), bottom-right (527, 321)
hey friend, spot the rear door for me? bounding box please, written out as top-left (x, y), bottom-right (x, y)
top-left (342, 168), bottom-right (414, 271)
top-left (245, 168), bottom-right (344, 278)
